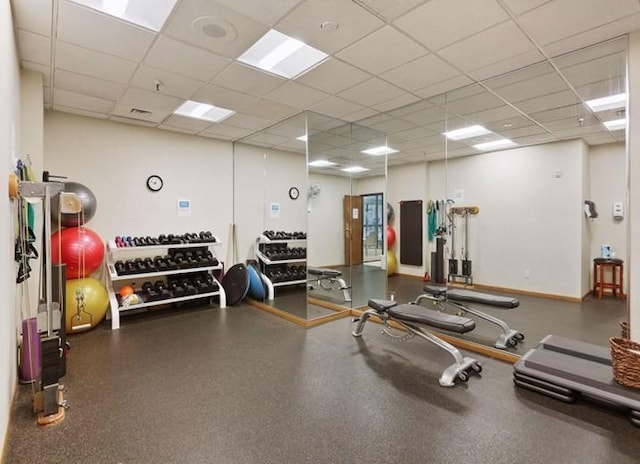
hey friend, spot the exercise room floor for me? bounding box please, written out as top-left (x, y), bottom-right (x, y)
top-left (5, 304), bottom-right (639, 463)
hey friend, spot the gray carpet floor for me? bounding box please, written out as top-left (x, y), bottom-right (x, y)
top-left (5, 303), bottom-right (640, 464)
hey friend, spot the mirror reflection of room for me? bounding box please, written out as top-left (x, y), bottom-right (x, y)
top-left (357, 36), bottom-right (628, 355)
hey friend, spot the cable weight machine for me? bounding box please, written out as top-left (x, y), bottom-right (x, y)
top-left (447, 206), bottom-right (479, 286)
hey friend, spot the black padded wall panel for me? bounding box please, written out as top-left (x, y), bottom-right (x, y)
top-left (400, 200), bottom-right (423, 266)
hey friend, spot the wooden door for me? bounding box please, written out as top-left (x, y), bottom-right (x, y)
top-left (343, 195), bottom-right (363, 265)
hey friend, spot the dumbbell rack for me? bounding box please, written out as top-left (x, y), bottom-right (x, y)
top-left (256, 233), bottom-right (306, 300)
top-left (105, 239), bottom-right (226, 329)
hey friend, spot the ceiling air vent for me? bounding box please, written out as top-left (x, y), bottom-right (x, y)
top-left (130, 108), bottom-right (152, 116)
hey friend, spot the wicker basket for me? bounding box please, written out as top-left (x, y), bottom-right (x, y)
top-left (620, 321), bottom-right (629, 339)
top-left (610, 337), bottom-right (640, 389)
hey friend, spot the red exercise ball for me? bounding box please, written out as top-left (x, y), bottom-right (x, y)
top-left (51, 227), bottom-right (105, 279)
top-left (387, 225), bottom-right (396, 249)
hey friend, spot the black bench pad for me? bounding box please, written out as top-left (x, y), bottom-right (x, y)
top-left (308, 267), bottom-right (342, 277)
top-left (388, 304), bottom-right (476, 334)
top-left (423, 286), bottom-right (519, 308)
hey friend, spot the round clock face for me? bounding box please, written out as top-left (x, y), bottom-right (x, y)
top-left (288, 186), bottom-right (300, 200)
top-left (146, 175), bottom-right (163, 192)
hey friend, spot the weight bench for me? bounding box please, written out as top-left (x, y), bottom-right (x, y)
top-left (514, 335), bottom-right (640, 427)
top-left (307, 267), bottom-right (351, 302)
top-left (352, 299), bottom-right (482, 387)
top-left (416, 286), bottom-right (524, 350)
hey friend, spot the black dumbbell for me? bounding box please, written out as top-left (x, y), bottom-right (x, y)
top-left (154, 280), bottom-right (171, 299)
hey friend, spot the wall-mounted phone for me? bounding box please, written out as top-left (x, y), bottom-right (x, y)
top-left (613, 201), bottom-right (624, 219)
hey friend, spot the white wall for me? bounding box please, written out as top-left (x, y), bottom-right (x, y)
top-left (355, 175), bottom-right (385, 196)
top-left (307, 173), bottom-right (351, 267)
top-left (44, 112), bottom-right (234, 264)
top-left (429, 140), bottom-right (585, 298)
top-left (387, 162), bottom-right (429, 276)
top-left (1, 0), bottom-right (20, 452)
top-left (233, 143), bottom-right (306, 263)
top-left (588, 143), bottom-right (627, 291)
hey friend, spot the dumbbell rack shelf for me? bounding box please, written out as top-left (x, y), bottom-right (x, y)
top-left (256, 235), bottom-right (307, 300)
top-left (105, 239), bottom-right (226, 330)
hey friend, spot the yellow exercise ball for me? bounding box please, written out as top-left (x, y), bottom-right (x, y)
top-left (65, 277), bottom-right (109, 333)
top-left (387, 250), bottom-right (398, 276)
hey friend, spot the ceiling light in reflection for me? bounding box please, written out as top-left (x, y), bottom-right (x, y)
top-left (296, 135), bottom-right (308, 142)
top-left (603, 118), bottom-right (626, 131)
top-left (341, 166), bottom-right (369, 173)
top-left (585, 93), bottom-right (627, 112)
top-left (361, 145), bottom-right (399, 155)
top-left (308, 160), bottom-right (336, 167)
top-left (443, 124), bottom-right (491, 141)
top-left (473, 138), bottom-right (518, 151)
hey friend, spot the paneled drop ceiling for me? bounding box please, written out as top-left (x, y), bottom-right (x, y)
top-left (10, 0), bottom-right (640, 165)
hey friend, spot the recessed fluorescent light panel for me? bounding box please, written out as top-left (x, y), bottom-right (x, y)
top-left (603, 118), bottom-right (626, 131)
top-left (70, 0), bottom-right (178, 31)
top-left (443, 125), bottom-right (491, 141)
top-left (296, 135), bottom-right (308, 142)
top-left (361, 146), bottom-right (399, 156)
top-left (473, 139), bottom-right (518, 151)
top-left (308, 160), bottom-right (336, 167)
top-left (238, 29), bottom-right (328, 79)
top-left (586, 93), bottom-right (627, 112)
top-left (342, 166), bottom-right (370, 173)
top-left (174, 100), bottom-right (235, 123)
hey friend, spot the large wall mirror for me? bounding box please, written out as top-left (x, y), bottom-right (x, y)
top-left (233, 111), bottom-right (388, 324)
top-left (355, 36), bottom-right (629, 355)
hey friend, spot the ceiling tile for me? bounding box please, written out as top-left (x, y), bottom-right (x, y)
top-left (109, 115), bottom-right (157, 127)
top-left (513, 89), bottom-right (581, 113)
top-left (338, 77), bottom-right (407, 107)
top-left (163, 0), bottom-right (269, 59)
top-left (129, 65), bottom-right (206, 99)
top-left (342, 107), bottom-right (379, 122)
top-left (296, 58), bottom-right (371, 94)
top-left (12, 0), bottom-right (52, 36)
top-left (414, 75), bottom-right (474, 99)
top-left (264, 82), bottom-right (329, 109)
top-left (55, 69), bottom-right (125, 101)
top-left (380, 53), bottom-right (461, 91)
top-left (500, 0), bottom-right (552, 15)
top-left (336, 26), bottom-right (427, 75)
top-left (310, 96), bottom-right (366, 118)
top-left (240, 99), bottom-right (299, 121)
top-left (277, 0), bottom-right (384, 54)
top-left (437, 21), bottom-right (537, 73)
top-left (143, 36), bottom-right (231, 82)
top-left (53, 88), bottom-right (115, 113)
top-left (57, 1), bottom-right (156, 62)
top-left (224, 112), bottom-right (271, 130)
top-left (160, 114), bottom-right (213, 132)
top-left (394, 0), bottom-right (508, 51)
top-left (55, 41), bottom-right (137, 84)
top-left (158, 124), bottom-right (201, 135)
top-left (213, 0), bottom-right (303, 27)
top-left (212, 63), bottom-right (285, 97)
top-left (516, 0), bottom-right (640, 46)
top-left (487, 70), bottom-right (569, 104)
top-left (112, 88), bottom-right (183, 123)
top-left (52, 104), bottom-right (109, 119)
top-left (200, 123), bottom-right (253, 140)
top-left (467, 50), bottom-right (545, 81)
top-left (372, 93), bottom-right (421, 112)
top-left (192, 84), bottom-right (257, 111)
top-left (351, 0), bottom-right (428, 21)
top-left (541, 13), bottom-right (640, 58)
top-left (16, 30), bottom-right (50, 65)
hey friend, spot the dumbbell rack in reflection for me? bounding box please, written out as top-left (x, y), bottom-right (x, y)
top-left (256, 232), bottom-right (307, 301)
top-left (105, 238), bottom-right (226, 329)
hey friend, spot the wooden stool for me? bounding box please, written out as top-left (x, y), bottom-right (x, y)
top-left (592, 258), bottom-right (626, 300)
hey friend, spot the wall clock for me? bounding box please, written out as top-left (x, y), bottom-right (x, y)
top-left (288, 186), bottom-right (300, 200)
top-left (146, 175), bottom-right (163, 192)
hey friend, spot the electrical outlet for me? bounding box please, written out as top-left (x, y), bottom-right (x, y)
top-left (524, 270), bottom-right (530, 279)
